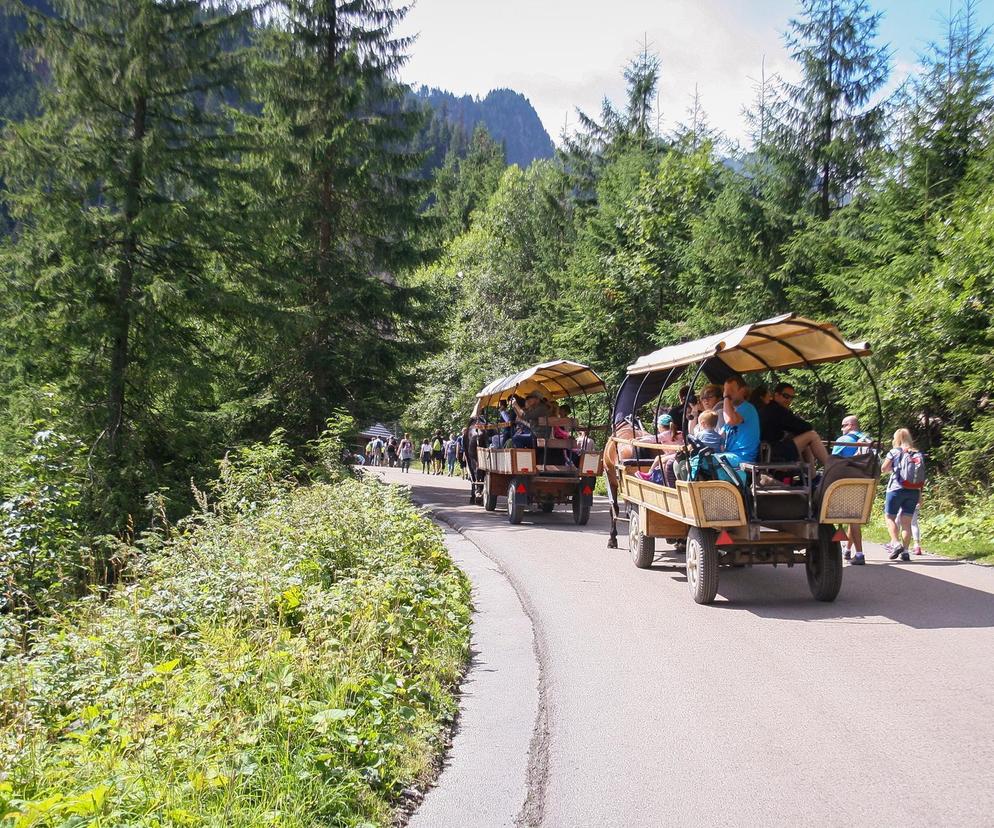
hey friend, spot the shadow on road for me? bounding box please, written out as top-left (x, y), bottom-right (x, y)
top-left (646, 556), bottom-right (994, 630)
top-left (393, 478), bottom-right (618, 539)
top-left (383, 474), bottom-right (994, 632)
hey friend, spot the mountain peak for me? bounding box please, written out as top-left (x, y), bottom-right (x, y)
top-left (415, 86), bottom-right (554, 168)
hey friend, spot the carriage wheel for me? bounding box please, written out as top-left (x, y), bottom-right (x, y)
top-left (806, 524), bottom-right (843, 602)
top-left (507, 480), bottom-right (524, 525)
top-left (628, 505), bottom-right (654, 568)
top-left (572, 494), bottom-right (591, 525)
top-left (483, 475), bottom-right (497, 511)
top-left (686, 527), bottom-right (719, 604)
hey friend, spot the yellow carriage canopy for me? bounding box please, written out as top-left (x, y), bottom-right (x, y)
top-left (472, 360), bottom-right (607, 415)
top-left (626, 314), bottom-right (870, 376)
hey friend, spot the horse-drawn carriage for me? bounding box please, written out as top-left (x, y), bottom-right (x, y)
top-left (606, 314), bottom-right (881, 604)
top-left (470, 360), bottom-right (606, 525)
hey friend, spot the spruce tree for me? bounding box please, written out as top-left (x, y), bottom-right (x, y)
top-left (430, 123), bottom-right (507, 242)
top-left (0, 0), bottom-right (255, 522)
top-left (772, 0), bottom-right (891, 217)
top-left (902, 0), bottom-right (993, 207)
top-left (560, 44), bottom-right (663, 207)
top-left (253, 0), bottom-right (431, 433)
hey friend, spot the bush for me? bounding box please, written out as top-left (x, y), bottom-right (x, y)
top-left (0, 424), bottom-right (88, 625)
top-left (0, 436), bottom-right (471, 826)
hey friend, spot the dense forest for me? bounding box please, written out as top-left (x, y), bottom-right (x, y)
top-left (1, 0), bottom-right (993, 614)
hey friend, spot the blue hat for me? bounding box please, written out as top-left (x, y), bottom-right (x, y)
top-left (657, 413), bottom-right (673, 427)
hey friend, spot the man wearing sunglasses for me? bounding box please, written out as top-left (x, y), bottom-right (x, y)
top-left (759, 382), bottom-right (829, 465)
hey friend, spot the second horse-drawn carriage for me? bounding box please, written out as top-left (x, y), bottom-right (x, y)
top-left (470, 360), bottom-right (606, 525)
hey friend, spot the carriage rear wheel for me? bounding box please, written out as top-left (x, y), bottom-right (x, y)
top-left (483, 474), bottom-right (497, 511)
top-left (572, 493), bottom-right (591, 525)
top-left (628, 505), bottom-right (654, 568)
top-left (507, 479), bottom-right (524, 525)
top-left (806, 524), bottom-right (843, 602)
top-left (686, 527), bottom-right (719, 604)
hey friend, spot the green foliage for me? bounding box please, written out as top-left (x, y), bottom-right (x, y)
top-left (0, 437), bottom-right (471, 826)
top-left (430, 123), bottom-right (507, 242)
top-left (0, 0), bottom-right (260, 526)
top-left (248, 0), bottom-right (434, 436)
top-left (0, 419), bottom-right (87, 624)
top-left (771, 0), bottom-right (891, 218)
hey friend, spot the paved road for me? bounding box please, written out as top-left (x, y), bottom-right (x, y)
top-left (377, 467), bottom-right (994, 827)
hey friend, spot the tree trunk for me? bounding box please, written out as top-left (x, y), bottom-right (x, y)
top-left (107, 94), bottom-right (147, 461)
top-left (317, 2), bottom-right (338, 271)
top-left (819, 0), bottom-right (836, 220)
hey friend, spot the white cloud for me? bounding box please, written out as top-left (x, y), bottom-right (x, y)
top-left (397, 0), bottom-right (803, 147)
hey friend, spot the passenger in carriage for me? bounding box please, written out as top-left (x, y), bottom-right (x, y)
top-left (512, 391), bottom-right (551, 438)
top-left (498, 399), bottom-right (516, 445)
top-left (699, 384), bottom-right (724, 429)
top-left (667, 385), bottom-right (692, 438)
top-left (759, 382), bottom-right (829, 466)
top-left (694, 410), bottom-right (723, 452)
top-left (509, 422), bottom-right (535, 449)
top-left (750, 385), bottom-right (772, 411)
top-left (718, 375), bottom-right (761, 466)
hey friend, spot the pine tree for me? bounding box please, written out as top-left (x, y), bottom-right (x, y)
top-left (0, 0), bottom-right (256, 522)
top-left (252, 0), bottom-right (432, 434)
top-left (902, 0), bottom-right (993, 207)
top-left (560, 43), bottom-right (663, 207)
top-left (771, 0), bottom-right (891, 218)
top-left (430, 123), bottom-right (507, 242)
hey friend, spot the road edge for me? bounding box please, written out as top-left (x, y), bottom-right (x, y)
top-left (406, 510), bottom-right (544, 828)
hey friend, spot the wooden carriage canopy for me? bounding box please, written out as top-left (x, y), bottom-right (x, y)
top-left (615, 314), bottom-right (873, 423)
top-left (472, 360), bottom-right (607, 416)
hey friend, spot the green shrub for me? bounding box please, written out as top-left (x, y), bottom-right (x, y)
top-left (0, 437), bottom-right (471, 826)
top-left (0, 424), bottom-right (88, 625)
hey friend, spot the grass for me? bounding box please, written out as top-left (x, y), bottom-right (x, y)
top-left (0, 443), bottom-right (471, 827)
top-left (855, 497), bottom-right (994, 565)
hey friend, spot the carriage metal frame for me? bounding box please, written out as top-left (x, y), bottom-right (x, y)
top-left (608, 314), bottom-right (883, 604)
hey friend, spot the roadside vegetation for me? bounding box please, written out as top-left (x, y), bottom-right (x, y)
top-left (0, 429), bottom-right (471, 826)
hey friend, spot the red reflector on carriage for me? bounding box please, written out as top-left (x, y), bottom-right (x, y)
top-left (516, 484), bottom-right (527, 494)
top-left (832, 529), bottom-right (848, 542)
top-left (716, 530), bottom-right (734, 546)
top-left (582, 486), bottom-right (592, 496)
top-left (519, 468), bottom-right (529, 473)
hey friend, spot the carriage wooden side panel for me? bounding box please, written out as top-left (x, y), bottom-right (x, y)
top-left (618, 469), bottom-right (748, 528)
top-left (477, 447), bottom-right (538, 475)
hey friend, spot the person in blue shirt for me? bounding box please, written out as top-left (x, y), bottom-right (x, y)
top-left (830, 415), bottom-right (873, 564)
top-left (831, 415), bottom-right (871, 457)
top-left (718, 375), bottom-right (760, 466)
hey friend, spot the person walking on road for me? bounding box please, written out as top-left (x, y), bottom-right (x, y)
top-left (419, 438), bottom-right (432, 473)
top-left (445, 432), bottom-right (458, 476)
top-left (881, 428), bottom-right (925, 561)
top-left (399, 433), bottom-right (413, 473)
top-left (431, 431), bottom-right (445, 474)
top-left (832, 415), bottom-right (872, 565)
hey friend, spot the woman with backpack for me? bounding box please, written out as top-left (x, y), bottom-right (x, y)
top-left (431, 431), bottom-right (445, 474)
top-left (881, 428), bottom-right (925, 561)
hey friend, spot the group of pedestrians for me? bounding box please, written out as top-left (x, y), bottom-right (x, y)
top-left (364, 434), bottom-right (415, 471)
top-left (417, 431), bottom-right (464, 476)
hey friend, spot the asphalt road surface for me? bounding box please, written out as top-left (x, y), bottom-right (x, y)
top-left (376, 467), bottom-right (994, 827)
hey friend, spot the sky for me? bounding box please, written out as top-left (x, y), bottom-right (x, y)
top-left (395, 0), bottom-right (993, 148)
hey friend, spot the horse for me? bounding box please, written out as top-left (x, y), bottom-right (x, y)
top-left (602, 417), bottom-right (649, 548)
